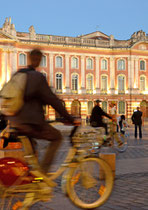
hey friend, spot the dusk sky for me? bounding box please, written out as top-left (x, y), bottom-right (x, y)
top-left (0, 0), bottom-right (148, 40)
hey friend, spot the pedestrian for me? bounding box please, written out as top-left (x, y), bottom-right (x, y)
top-left (90, 100), bottom-right (113, 135)
top-left (86, 116), bottom-right (89, 125)
top-left (116, 115), bottom-right (121, 132)
top-left (119, 115), bottom-right (129, 135)
top-left (131, 107), bottom-right (143, 141)
top-left (109, 102), bottom-right (117, 121)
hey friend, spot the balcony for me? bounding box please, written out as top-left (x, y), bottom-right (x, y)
top-left (86, 89), bottom-right (93, 94)
top-left (118, 90), bottom-right (125, 95)
top-left (71, 90), bottom-right (78, 94)
top-left (55, 89), bottom-right (62, 94)
top-left (100, 90), bottom-right (107, 95)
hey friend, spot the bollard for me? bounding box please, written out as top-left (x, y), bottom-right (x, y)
top-left (99, 153), bottom-right (116, 180)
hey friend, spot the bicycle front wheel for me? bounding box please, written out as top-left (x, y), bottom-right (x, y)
top-left (66, 157), bottom-right (113, 209)
top-left (114, 133), bottom-right (128, 153)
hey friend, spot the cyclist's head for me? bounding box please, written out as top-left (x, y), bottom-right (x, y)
top-left (29, 49), bottom-right (43, 68)
top-left (95, 100), bottom-right (101, 106)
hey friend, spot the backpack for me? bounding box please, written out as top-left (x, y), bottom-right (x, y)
top-left (0, 73), bottom-right (27, 116)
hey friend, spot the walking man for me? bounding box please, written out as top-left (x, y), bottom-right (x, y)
top-left (131, 107), bottom-right (143, 141)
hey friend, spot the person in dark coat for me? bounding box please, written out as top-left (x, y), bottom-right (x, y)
top-left (90, 100), bottom-right (112, 134)
top-left (7, 49), bottom-right (78, 173)
top-left (131, 107), bottom-right (143, 139)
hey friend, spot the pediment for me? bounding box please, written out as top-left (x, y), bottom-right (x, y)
top-left (131, 41), bottom-right (148, 50)
top-left (80, 31), bottom-right (109, 40)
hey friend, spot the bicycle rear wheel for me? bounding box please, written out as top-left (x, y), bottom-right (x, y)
top-left (66, 157), bottom-right (113, 209)
top-left (114, 133), bottom-right (128, 152)
top-left (0, 190), bottom-right (29, 210)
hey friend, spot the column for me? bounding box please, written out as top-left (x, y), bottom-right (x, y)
top-left (1, 50), bottom-right (8, 84)
top-left (81, 55), bottom-right (86, 93)
top-left (49, 53), bottom-right (54, 87)
top-left (135, 58), bottom-right (139, 88)
top-left (10, 50), bottom-right (17, 76)
top-left (131, 56), bottom-right (134, 89)
top-left (65, 54), bottom-right (70, 93)
top-left (128, 56), bottom-right (132, 90)
top-left (95, 56), bottom-right (100, 94)
top-left (110, 56), bottom-right (115, 94)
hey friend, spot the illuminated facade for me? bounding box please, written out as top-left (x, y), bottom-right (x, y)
top-left (1, 17), bottom-right (148, 119)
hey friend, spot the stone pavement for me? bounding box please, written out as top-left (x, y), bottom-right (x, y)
top-left (34, 123), bottom-right (148, 210)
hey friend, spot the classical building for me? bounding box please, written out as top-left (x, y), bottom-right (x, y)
top-left (0, 17), bottom-right (148, 120)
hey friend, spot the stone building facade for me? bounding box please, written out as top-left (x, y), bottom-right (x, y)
top-left (0, 17), bottom-right (148, 120)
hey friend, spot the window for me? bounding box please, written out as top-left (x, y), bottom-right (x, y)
top-left (118, 59), bottom-right (125, 70)
top-left (71, 57), bottom-right (78, 69)
top-left (87, 101), bottom-right (93, 115)
top-left (101, 59), bottom-right (107, 70)
top-left (118, 101), bottom-right (125, 114)
top-left (56, 56), bottom-right (63, 68)
top-left (40, 55), bottom-right (46, 67)
top-left (72, 74), bottom-right (78, 91)
top-left (102, 101), bottom-right (107, 112)
top-left (140, 60), bottom-right (145, 71)
top-left (19, 53), bottom-right (26, 66)
top-left (86, 58), bottom-right (93, 69)
top-left (56, 73), bottom-right (62, 91)
top-left (86, 74), bottom-right (93, 92)
top-left (118, 75), bottom-right (125, 93)
top-left (101, 75), bottom-right (107, 91)
top-left (140, 76), bottom-right (145, 91)
top-left (41, 70), bottom-right (47, 78)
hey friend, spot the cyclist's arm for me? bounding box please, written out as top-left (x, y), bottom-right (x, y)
top-left (38, 74), bottom-right (74, 124)
top-left (101, 109), bottom-right (112, 120)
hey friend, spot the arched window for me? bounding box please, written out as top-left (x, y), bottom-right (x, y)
top-left (118, 75), bottom-right (125, 93)
top-left (56, 56), bottom-right (63, 68)
top-left (86, 58), bottom-right (93, 69)
top-left (118, 101), bottom-right (125, 114)
top-left (101, 75), bottom-right (107, 91)
top-left (19, 53), bottom-right (26, 66)
top-left (101, 59), bottom-right (107, 70)
top-left (72, 74), bottom-right (78, 91)
top-left (118, 59), bottom-right (125, 70)
top-left (86, 74), bottom-right (93, 92)
top-left (102, 101), bottom-right (107, 112)
top-left (56, 73), bottom-right (62, 92)
top-left (140, 76), bottom-right (146, 91)
top-left (140, 60), bottom-right (145, 71)
top-left (71, 57), bottom-right (78, 69)
top-left (40, 55), bottom-right (46, 67)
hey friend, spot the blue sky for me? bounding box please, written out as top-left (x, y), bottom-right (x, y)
top-left (0, 0), bottom-right (148, 40)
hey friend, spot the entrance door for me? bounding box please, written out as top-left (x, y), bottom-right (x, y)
top-left (71, 100), bottom-right (81, 117)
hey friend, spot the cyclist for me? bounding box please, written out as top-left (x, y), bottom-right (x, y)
top-left (7, 49), bottom-right (78, 174)
top-left (90, 100), bottom-right (113, 135)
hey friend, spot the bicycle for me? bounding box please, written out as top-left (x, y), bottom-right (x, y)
top-left (87, 121), bottom-right (128, 154)
top-left (0, 124), bottom-right (114, 209)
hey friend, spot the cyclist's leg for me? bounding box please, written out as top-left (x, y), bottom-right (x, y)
top-left (135, 125), bottom-right (137, 138)
top-left (38, 123), bottom-right (62, 173)
top-left (15, 123), bottom-right (62, 173)
top-left (98, 123), bottom-right (108, 135)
